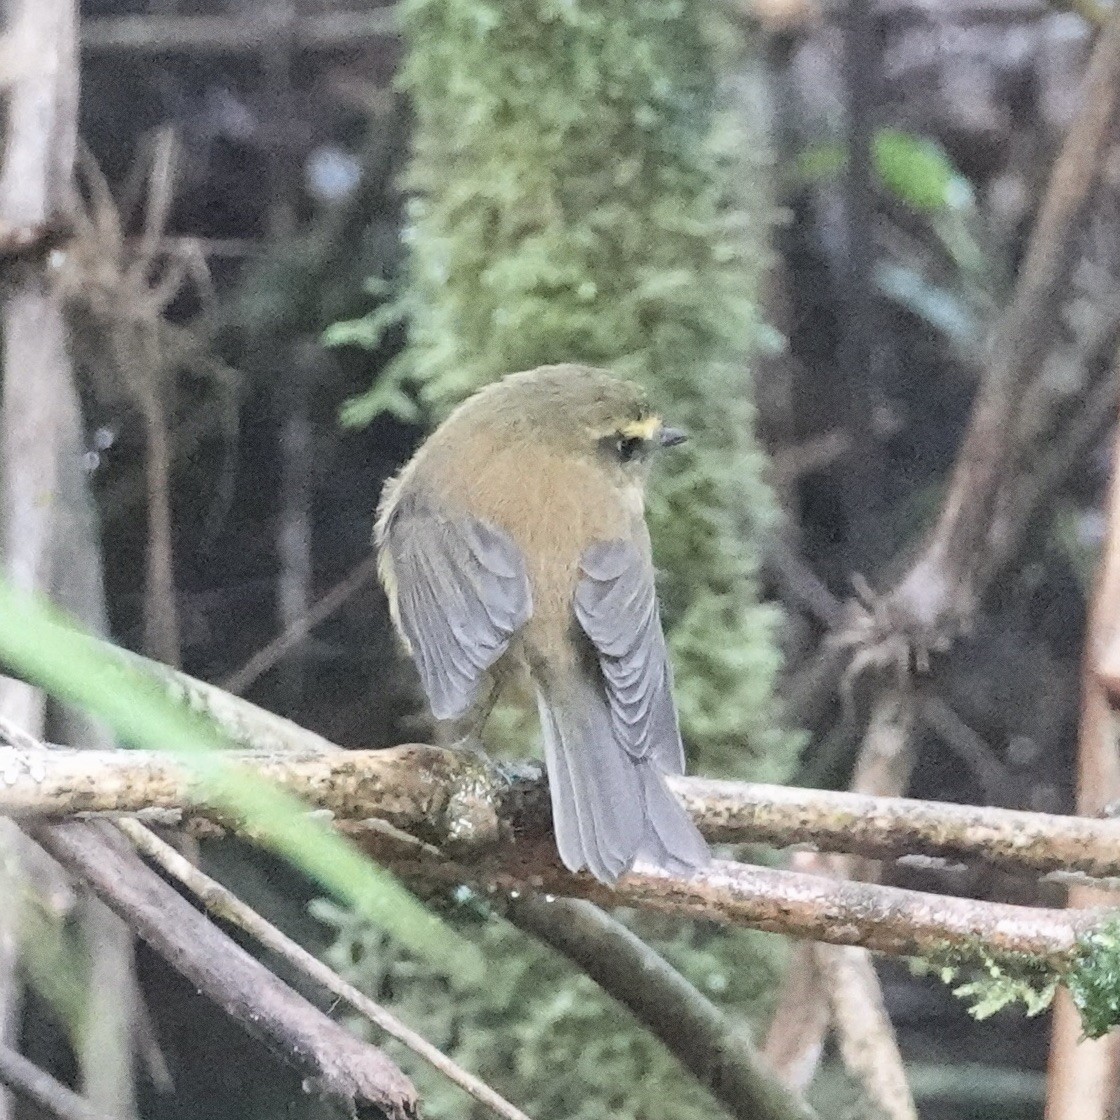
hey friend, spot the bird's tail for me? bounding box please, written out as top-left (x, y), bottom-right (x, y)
top-left (536, 673), bottom-right (710, 883)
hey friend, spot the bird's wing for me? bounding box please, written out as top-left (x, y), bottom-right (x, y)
top-left (573, 538), bottom-right (685, 773)
top-left (378, 488), bottom-right (532, 721)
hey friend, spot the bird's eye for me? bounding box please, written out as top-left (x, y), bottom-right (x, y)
top-left (616, 435), bottom-right (644, 462)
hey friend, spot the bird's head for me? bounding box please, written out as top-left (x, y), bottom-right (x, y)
top-left (469, 364), bottom-right (687, 477)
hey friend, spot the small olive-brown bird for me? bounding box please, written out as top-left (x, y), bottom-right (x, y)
top-left (375, 364), bottom-right (710, 883)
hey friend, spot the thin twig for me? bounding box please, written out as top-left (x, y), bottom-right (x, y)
top-left (33, 821), bottom-right (418, 1120)
top-left (115, 818), bottom-right (534, 1120)
top-left (222, 555), bottom-right (378, 695)
top-left (80, 12), bottom-right (396, 56)
top-left (837, 0), bottom-right (887, 571)
top-left (0, 1045), bottom-right (120, 1120)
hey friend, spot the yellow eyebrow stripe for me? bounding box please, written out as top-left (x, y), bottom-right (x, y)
top-left (619, 416), bottom-right (661, 440)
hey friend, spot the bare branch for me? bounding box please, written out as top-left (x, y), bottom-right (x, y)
top-left (544, 860), bottom-right (1098, 967)
top-left (507, 896), bottom-right (817, 1120)
top-left (32, 822), bottom-right (418, 1120)
top-left (818, 945), bottom-right (917, 1120)
top-left (9, 743), bottom-right (1120, 881)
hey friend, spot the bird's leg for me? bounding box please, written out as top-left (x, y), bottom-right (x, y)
top-left (438, 674), bottom-right (500, 756)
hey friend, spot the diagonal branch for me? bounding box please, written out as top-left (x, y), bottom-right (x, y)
top-left (885, 1), bottom-right (1120, 641)
top-left (506, 896), bottom-right (817, 1120)
top-left (116, 819), bottom-right (532, 1120)
top-left (0, 1044), bottom-right (120, 1120)
top-left (31, 821), bottom-right (418, 1120)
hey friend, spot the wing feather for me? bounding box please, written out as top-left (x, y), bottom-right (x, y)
top-left (573, 538), bottom-right (685, 772)
top-left (378, 488), bottom-right (532, 721)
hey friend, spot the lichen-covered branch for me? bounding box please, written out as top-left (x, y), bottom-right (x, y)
top-left (8, 742), bottom-right (1120, 881)
top-left (548, 861), bottom-right (1099, 969)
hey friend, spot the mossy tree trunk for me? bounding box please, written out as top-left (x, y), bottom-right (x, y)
top-left (365, 0), bottom-right (794, 781)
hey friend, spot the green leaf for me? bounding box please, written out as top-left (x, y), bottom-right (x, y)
top-left (0, 579), bottom-right (484, 989)
top-left (793, 129), bottom-right (973, 216)
top-left (873, 128), bottom-right (972, 213)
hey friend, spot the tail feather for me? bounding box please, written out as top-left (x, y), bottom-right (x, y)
top-left (636, 763), bottom-right (711, 876)
top-left (537, 674), bottom-right (709, 884)
top-left (538, 689), bottom-right (633, 882)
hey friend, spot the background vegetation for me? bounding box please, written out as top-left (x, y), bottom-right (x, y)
top-left (1, 1), bottom-right (1116, 1119)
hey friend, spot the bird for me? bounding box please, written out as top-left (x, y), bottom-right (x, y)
top-left (375, 363), bottom-right (711, 883)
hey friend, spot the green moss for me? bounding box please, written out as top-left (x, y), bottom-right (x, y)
top-left (907, 921), bottom-right (1120, 1042)
top-left (1068, 920), bottom-right (1120, 1039)
top-left (341, 0), bottom-right (795, 779)
top-left (315, 898), bottom-right (786, 1120)
top-left (915, 942), bottom-right (1060, 1022)
top-left (328, 7), bottom-right (805, 1115)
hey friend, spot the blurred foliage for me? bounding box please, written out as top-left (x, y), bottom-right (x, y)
top-left (794, 127), bottom-right (972, 213)
top-left (795, 127), bottom-right (994, 362)
top-left (315, 896), bottom-right (786, 1120)
top-left (5, 869), bottom-right (89, 1059)
top-left (0, 578), bottom-right (484, 988)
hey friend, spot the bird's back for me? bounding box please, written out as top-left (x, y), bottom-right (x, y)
top-left (394, 413), bottom-right (644, 668)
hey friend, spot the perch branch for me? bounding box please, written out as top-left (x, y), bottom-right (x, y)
top-left (8, 743), bottom-right (1120, 879)
top-left (0, 740), bottom-right (1111, 966)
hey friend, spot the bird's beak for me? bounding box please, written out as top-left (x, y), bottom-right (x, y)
top-left (659, 426), bottom-right (687, 448)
